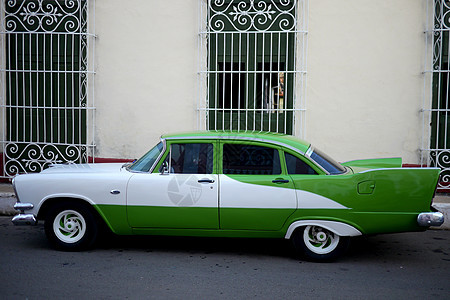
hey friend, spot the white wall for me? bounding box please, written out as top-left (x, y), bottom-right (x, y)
top-left (306, 0), bottom-right (426, 164)
top-left (95, 0), bottom-right (198, 159)
top-left (94, 0), bottom-right (427, 164)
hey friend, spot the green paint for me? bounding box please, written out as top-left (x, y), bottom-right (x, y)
top-left (91, 133), bottom-right (440, 239)
top-left (290, 168), bottom-right (439, 213)
top-left (162, 131), bottom-right (311, 155)
top-left (127, 206), bottom-right (219, 229)
top-left (342, 157), bottom-right (402, 169)
top-left (95, 202), bottom-right (430, 238)
top-left (131, 228), bottom-right (285, 239)
top-left (220, 207), bottom-right (295, 231)
top-left (93, 204), bottom-right (132, 235)
top-left (281, 209), bottom-right (425, 235)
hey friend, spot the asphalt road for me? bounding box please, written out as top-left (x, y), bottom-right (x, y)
top-left (0, 216), bottom-right (449, 299)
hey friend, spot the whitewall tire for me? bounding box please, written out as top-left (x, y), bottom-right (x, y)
top-left (44, 202), bottom-right (98, 251)
top-left (292, 225), bottom-right (350, 261)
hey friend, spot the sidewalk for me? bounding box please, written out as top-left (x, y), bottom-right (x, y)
top-left (1, 183), bottom-right (449, 229)
top-left (0, 183), bottom-right (16, 216)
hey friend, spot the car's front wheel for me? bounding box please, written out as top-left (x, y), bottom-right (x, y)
top-left (44, 202), bottom-right (98, 251)
top-left (292, 225), bottom-right (350, 262)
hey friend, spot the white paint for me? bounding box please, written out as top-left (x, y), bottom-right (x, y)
top-left (13, 170), bottom-right (132, 216)
top-left (219, 176), bottom-right (297, 209)
top-left (284, 220), bottom-right (362, 239)
top-left (127, 173), bottom-right (218, 208)
top-left (296, 190), bottom-right (349, 209)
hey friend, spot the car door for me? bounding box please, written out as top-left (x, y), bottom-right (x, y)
top-left (283, 150), bottom-right (348, 210)
top-left (127, 141), bottom-right (219, 229)
top-left (219, 141), bottom-right (297, 230)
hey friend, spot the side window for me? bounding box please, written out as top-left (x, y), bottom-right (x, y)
top-left (223, 144), bottom-right (281, 175)
top-left (285, 152), bottom-right (317, 175)
top-left (162, 143), bottom-right (213, 174)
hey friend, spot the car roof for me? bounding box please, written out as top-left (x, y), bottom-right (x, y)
top-left (161, 131), bottom-right (311, 154)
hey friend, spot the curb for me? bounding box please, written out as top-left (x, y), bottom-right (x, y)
top-left (432, 203), bottom-right (450, 230)
top-left (0, 193), bottom-right (16, 216)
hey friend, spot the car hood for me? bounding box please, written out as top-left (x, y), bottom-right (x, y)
top-left (40, 163), bottom-right (126, 174)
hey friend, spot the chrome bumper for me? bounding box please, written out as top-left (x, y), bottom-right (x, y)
top-left (12, 202), bottom-right (37, 225)
top-left (417, 212), bottom-right (444, 227)
top-left (12, 214), bottom-right (37, 225)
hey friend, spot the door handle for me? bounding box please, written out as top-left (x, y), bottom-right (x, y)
top-left (272, 179), bottom-right (290, 184)
top-left (198, 179), bottom-right (215, 184)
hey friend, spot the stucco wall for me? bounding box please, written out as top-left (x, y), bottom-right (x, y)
top-left (94, 0), bottom-right (427, 164)
top-left (306, 0), bottom-right (426, 164)
top-left (95, 0), bottom-right (198, 159)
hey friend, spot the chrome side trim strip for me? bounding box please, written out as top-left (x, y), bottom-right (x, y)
top-left (149, 138), bottom-right (167, 174)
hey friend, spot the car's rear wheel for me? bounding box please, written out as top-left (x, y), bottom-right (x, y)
top-left (292, 225), bottom-right (349, 262)
top-left (44, 202), bottom-right (98, 251)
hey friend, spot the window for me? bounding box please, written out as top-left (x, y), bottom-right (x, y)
top-left (285, 153), bottom-right (317, 175)
top-left (309, 148), bottom-right (346, 175)
top-left (129, 142), bottom-right (164, 172)
top-left (1, 0), bottom-right (95, 177)
top-left (199, 0), bottom-right (307, 135)
top-left (422, 0), bottom-right (450, 191)
top-left (223, 144), bottom-right (281, 175)
top-left (162, 143), bottom-right (214, 174)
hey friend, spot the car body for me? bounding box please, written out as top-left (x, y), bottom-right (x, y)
top-left (12, 131), bottom-right (444, 261)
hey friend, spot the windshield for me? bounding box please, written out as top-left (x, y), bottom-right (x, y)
top-left (309, 147), bottom-right (346, 175)
top-left (128, 141), bottom-right (164, 172)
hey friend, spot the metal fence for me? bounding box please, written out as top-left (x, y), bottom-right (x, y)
top-left (0, 0), bottom-right (96, 178)
top-left (422, 0), bottom-right (450, 191)
top-left (198, 0), bottom-right (308, 137)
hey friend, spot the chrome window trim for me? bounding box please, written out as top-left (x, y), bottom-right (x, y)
top-left (164, 135), bottom-right (305, 155)
top-left (305, 146), bottom-right (329, 175)
top-left (161, 135), bottom-right (340, 175)
top-left (149, 138), bottom-right (167, 174)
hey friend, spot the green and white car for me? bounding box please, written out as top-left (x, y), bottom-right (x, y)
top-left (12, 132), bottom-right (444, 261)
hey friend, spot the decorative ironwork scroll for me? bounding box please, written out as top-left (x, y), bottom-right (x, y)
top-left (423, 0), bottom-right (450, 191)
top-left (0, 0), bottom-right (95, 177)
top-left (4, 143), bottom-right (87, 176)
top-left (199, 0), bottom-right (306, 136)
top-left (3, 0), bottom-right (85, 33)
top-left (209, 0), bottom-right (297, 32)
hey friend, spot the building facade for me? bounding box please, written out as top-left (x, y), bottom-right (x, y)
top-left (1, 0), bottom-right (449, 190)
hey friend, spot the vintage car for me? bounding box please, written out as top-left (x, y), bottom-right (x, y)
top-left (12, 131), bottom-right (444, 261)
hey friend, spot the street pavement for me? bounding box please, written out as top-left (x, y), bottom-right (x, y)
top-left (0, 216), bottom-right (449, 299)
top-left (1, 182), bottom-right (449, 229)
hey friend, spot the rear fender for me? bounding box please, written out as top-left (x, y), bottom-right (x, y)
top-left (285, 220), bottom-right (362, 239)
top-left (352, 167), bottom-right (441, 212)
top-left (342, 157), bottom-right (402, 169)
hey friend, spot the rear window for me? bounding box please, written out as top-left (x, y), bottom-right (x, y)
top-left (309, 148), bottom-right (346, 175)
